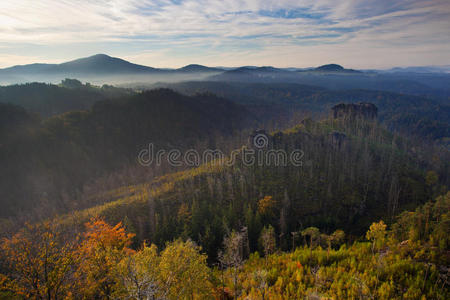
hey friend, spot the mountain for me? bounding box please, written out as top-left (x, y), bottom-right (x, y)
top-left (177, 64), bottom-right (223, 73)
top-left (0, 55), bottom-right (226, 77)
top-left (315, 64), bottom-right (344, 71)
top-left (56, 54), bottom-right (159, 74)
top-left (0, 54), bottom-right (161, 76)
top-left (312, 64), bottom-right (360, 73)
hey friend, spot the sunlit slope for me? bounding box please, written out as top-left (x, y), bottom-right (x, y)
top-left (49, 117), bottom-right (446, 258)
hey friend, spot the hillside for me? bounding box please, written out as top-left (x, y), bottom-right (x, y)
top-left (0, 89), bottom-right (254, 219)
top-left (35, 112), bottom-right (448, 261)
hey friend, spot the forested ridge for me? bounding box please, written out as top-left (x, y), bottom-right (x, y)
top-left (0, 80), bottom-right (133, 117)
top-left (0, 88), bottom-right (254, 219)
top-left (153, 81), bottom-right (450, 143)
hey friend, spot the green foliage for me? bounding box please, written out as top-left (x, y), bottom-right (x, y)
top-left (391, 191), bottom-right (450, 262)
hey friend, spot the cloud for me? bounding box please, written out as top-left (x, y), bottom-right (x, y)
top-left (0, 0), bottom-right (449, 68)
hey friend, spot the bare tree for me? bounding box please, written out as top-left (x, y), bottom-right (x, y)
top-left (218, 229), bottom-right (246, 300)
top-left (259, 225), bottom-right (276, 257)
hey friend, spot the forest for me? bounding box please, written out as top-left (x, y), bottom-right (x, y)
top-left (0, 69), bottom-right (449, 300)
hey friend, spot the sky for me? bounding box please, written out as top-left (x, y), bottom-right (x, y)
top-left (0, 0), bottom-right (449, 69)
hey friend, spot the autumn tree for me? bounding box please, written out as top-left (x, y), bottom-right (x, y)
top-left (257, 195), bottom-right (277, 216)
top-left (116, 243), bottom-right (160, 300)
top-left (366, 220), bottom-right (387, 253)
top-left (0, 221), bottom-right (79, 300)
top-left (73, 218), bottom-right (135, 299)
top-left (158, 239), bottom-right (212, 300)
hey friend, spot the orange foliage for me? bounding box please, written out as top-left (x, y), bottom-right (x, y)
top-left (83, 218), bottom-right (135, 251)
top-left (73, 218), bottom-right (135, 299)
top-left (257, 195), bottom-right (277, 215)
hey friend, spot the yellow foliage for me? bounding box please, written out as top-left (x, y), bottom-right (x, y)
top-left (159, 239), bottom-right (213, 299)
top-left (366, 220), bottom-right (387, 252)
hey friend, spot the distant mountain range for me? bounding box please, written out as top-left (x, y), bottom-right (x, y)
top-left (0, 55), bottom-right (356, 78)
top-left (383, 65), bottom-right (450, 74)
top-left (0, 54), bottom-right (449, 88)
top-left (0, 54), bottom-right (224, 85)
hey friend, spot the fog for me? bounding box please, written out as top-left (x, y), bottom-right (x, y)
top-left (0, 71), bottom-right (224, 87)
